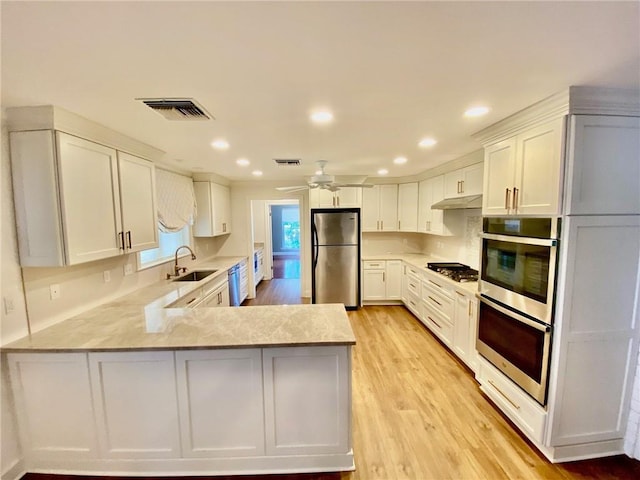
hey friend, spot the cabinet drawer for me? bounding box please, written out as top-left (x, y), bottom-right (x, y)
top-left (406, 276), bottom-right (421, 297)
top-left (404, 292), bottom-right (420, 317)
top-left (405, 264), bottom-right (421, 279)
top-left (363, 260), bottom-right (386, 270)
top-left (477, 357), bottom-right (547, 444)
top-left (169, 288), bottom-right (202, 308)
top-left (421, 304), bottom-right (453, 347)
top-left (422, 282), bottom-right (454, 321)
top-left (423, 272), bottom-right (454, 298)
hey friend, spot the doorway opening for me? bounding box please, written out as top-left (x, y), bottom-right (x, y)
top-left (270, 204), bottom-right (300, 279)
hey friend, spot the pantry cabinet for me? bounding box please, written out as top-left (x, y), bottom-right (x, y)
top-left (481, 117), bottom-right (564, 216)
top-left (397, 183), bottom-right (419, 232)
top-left (443, 163), bottom-right (483, 198)
top-left (9, 130), bottom-right (158, 266)
top-left (452, 289), bottom-right (478, 372)
top-left (193, 181), bottom-right (231, 236)
top-left (362, 185), bottom-right (398, 232)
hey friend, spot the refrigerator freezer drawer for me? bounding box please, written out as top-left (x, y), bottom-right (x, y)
top-left (313, 245), bottom-right (359, 308)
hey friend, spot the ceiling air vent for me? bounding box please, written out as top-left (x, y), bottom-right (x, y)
top-left (274, 159), bottom-right (301, 166)
top-left (138, 98), bottom-right (213, 121)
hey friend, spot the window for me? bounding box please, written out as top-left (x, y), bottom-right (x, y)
top-left (137, 225), bottom-right (192, 269)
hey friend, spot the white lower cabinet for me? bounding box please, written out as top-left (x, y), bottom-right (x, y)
top-left (175, 349), bottom-right (264, 457)
top-left (8, 353), bottom-right (98, 460)
top-left (452, 289), bottom-right (478, 372)
top-left (7, 345), bottom-right (353, 474)
top-left (88, 351), bottom-right (181, 458)
top-left (362, 260), bottom-right (402, 302)
top-left (263, 346), bottom-right (351, 456)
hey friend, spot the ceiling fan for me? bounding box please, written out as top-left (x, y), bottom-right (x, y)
top-left (276, 160), bottom-right (373, 193)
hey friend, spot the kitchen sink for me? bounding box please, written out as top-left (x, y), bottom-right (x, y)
top-left (172, 270), bottom-right (218, 282)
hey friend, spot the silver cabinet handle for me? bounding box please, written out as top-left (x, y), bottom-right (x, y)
top-left (428, 279), bottom-right (442, 289)
top-left (505, 188), bottom-right (511, 210)
top-left (381, 220), bottom-right (384, 230)
top-left (398, 220), bottom-right (401, 230)
top-left (428, 295), bottom-right (442, 306)
top-left (488, 380), bottom-right (521, 410)
top-left (382, 272), bottom-right (385, 282)
top-left (427, 316), bottom-right (442, 329)
top-left (513, 187), bottom-right (519, 212)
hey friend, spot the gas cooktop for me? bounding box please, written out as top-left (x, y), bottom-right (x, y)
top-left (427, 262), bottom-right (479, 283)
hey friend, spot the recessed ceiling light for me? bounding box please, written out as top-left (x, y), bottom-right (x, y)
top-left (464, 106), bottom-right (490, 117)
top-left (393, 156), bottom-right (408, 165)
top-left (377, 168), bottom-right (388, 175)
top-left (211, 139), bottom-right (230, 150)
top-left (236, 158), bottom-right (250, 166)
top-left (252, 170), bottom-right (263, 176)
top-left (310, 110), bottom-right (334, 124)
top-left (418, 138), bottom-right (437, 148)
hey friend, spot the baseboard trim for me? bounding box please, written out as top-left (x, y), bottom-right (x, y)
top-left (1, 457), bottom-right (26, 480)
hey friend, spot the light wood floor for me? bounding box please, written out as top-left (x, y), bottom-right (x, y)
top-left (25, 280), bottom-right (640, 480)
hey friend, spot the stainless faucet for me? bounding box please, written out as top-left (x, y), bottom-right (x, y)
top-left (172, 245), bottom-right (196, 277)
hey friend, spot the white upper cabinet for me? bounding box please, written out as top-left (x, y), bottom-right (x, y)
top-left (482, 118), bottom-right (564, 216)
top-left (565, 115), bottom-right (640, 215)
top-left (309, 187), bottom-right (361, 208)
top-left (397, 183), bottom-right (418, 232)
top-left (193, 182), bottom-right (231, 237)
top-left (9, 130), bottom-right (158, 266)
top-left (362, 185), bottom-right (398, 232)
top-left (117, 152), bottom-right (158, 253)
top-left (443, 163), bottom-right (483, 198)
top-left (417, 176), bottom-right (450, 235)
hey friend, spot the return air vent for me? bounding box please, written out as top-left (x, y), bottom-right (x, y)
top-left (274, 159), bottom-right (301, 166)
top-left (138, 98), bottom-right (213, 120)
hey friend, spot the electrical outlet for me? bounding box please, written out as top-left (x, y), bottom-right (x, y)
top-left (3, 297), bottom-right (15, 314)
top-left (50, 284), bottom-right (61, 300)
top-left (103, 270), bottom-right (111, 283)
top-left (124, 263), bottom-right (134, 276)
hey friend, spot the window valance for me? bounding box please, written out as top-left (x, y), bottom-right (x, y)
top-left (155, 169), bottom-right (196, 232)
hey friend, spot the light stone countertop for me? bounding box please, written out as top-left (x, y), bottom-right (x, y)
top-left (362, 253), bottom-right (479, 295)
top-left (2, 255), bottom-right (356, 353)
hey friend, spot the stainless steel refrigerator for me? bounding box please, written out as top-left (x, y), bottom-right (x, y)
top-left (311, 208), bottom-right (360, 310)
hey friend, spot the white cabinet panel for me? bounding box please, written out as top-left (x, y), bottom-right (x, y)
top-left (89, 351), bottom-right (180, 458)
top-left (418, 176), bottom-right (449, 235)
top-left (8, 353), bottom-right (98, 460)
top-left (444, 163), bottom-right (483, 199)
top-left (363, 269), bottom-right (386, 300)
top-left (482, 139), bottom-right (516, 216)
top-left (386, 260), bottom-right (403, 300)
top-left (194, 181), bottom-right (231, 237)
top-left (566, 115), bottom-right (640, 215)
top-left (176, 349), bottom-right (264, 457)
top-left (117, 151), bottom-right (158, 252)
top-left (398, 183), bottom-right (418, 231)
top-left (263, 346), bottom-right (351, 455)
top-left (337, 187), bottom-right (362, 207)
top-left (362, 185), bottom-right (398, 232)
top-left (57, 132), bottom-right (123, 264)
top-left (452, 290), bottom-right (478, 372)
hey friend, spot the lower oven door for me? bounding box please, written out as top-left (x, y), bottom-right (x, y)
top-left (476, 295), bottom-right (552, 405)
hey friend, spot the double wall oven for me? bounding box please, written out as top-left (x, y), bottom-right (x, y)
top-left (477, 217), bottom-right (560, 405)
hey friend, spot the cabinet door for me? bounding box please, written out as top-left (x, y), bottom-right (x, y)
top-left (8, 353), bottom-right (98, 460)
top-left (566, 115), bottom-right (640, 215)
top-left (193, 181), bottom-right (214, 236)
top-left (263, 346), bottom-right (351, 456)
top-left (444, 170), bottom-right (463, 198)
top-left (316, 189), bottom-right (336, 208)
top-left (363, 269), bottom-right (386, 300)
top-left (452, 290), bottom-right (478, 372)
top-left (482, 139), bottom-right (516, 216)
top-left (337, 187), bottom-right (361, 207)
top-left (211, 183), bottom-right (231, 235)
top-left (514, 117), bottom-right (565, 215)
top-left (117, 152), bottom-right (158, 252)
top-left (386, 260), bottom-right (403, 299)
top-left (461, 163), bottom-right (483, 196)
top-left (417, 179), bottom-right (431, 233)
top-left (361, 186), bottom-right (380, 232)
top-left (548, 215), bottom-right (640, 447)
top-left (176, 349), bottom-right (264, 457)
top-left (56, 132), bottom-right (123, 264)
top-left (427, 175), bottom-right (445, 235)
top-left (378, 184), bottom-right (398, 231)
top-left (398, 183), bottom-right (418, 232)
top-left (89, 351), bottom-right (181, 458)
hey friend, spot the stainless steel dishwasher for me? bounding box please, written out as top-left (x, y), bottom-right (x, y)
top-left (227, 264), bottom-right (241, 306)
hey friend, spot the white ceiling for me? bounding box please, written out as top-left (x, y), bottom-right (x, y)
top-left (2, 1), bottom-right (639, 184)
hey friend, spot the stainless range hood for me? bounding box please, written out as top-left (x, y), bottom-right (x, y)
top-left (431, 194), bottom-right (482, 210)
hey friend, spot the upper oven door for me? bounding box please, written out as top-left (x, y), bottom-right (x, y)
top-left (480, 233), bottom-right (557, 324)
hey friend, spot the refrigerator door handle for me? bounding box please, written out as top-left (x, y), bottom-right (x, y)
top-left (312, 221), bottom-right (319, 270)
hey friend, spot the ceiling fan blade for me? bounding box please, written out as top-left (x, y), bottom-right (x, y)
top-left (275, 185), bottom-right (308, 191)
top-left (332, 183), bottom-right (374, 188)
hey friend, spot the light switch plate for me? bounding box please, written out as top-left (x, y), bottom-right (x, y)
top-left (124, 263), bottom-right (134, 276)
top-left (103, 271), bottom-right (111, 283)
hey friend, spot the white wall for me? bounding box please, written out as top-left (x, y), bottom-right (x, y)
top-left (362, 232), bottom-right (425, 255)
